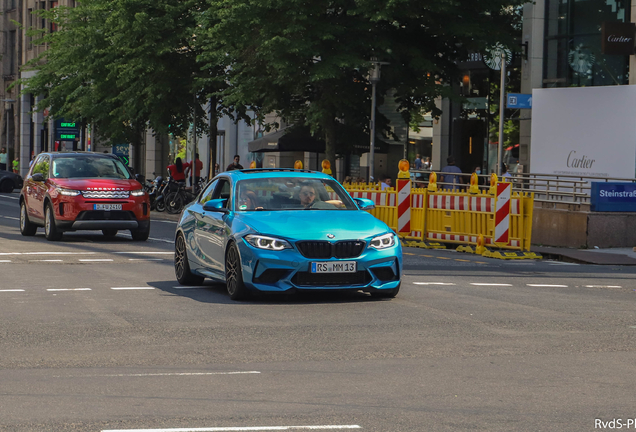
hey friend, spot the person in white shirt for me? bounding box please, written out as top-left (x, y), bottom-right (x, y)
top-left (380, 175), bottom-right (392, 190)
top-left (502, 163), bottom-right (512, 179)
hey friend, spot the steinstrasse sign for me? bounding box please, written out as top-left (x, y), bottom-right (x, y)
top-left (530, 86), bottom-right (636, 179)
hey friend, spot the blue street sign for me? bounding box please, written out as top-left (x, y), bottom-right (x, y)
top-left (591, 182), bottom-right (636, 212)
top-left (506, 93), bottom-right (532, 109)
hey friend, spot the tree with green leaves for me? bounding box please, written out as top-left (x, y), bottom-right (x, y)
top-left (19, 0), bottom-right (221, 161)
top-left (198, 0), bottom-right (524, 164)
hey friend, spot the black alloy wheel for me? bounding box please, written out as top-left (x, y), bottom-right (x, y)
top-left (20, 201), bottom-right (37, 236)
top-left (0, 179), bottom-right (14, 193)
top-left (225, 242), bottom-right (249, 301)
top-left (44, 203), bottom-right (62, 241)
top-left (174, 232), bottom-right (204, 285)
top-left (166, 192), bottom-right (184, 214)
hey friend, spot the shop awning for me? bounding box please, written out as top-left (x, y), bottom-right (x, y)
top-left (248, 127), bottom-right (325, 153)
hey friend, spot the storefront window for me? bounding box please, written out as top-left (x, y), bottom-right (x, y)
top-left (544, 0), bottom-right (630, 87)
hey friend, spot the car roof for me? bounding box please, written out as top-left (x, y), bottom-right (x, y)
top-left (222, 169), bottom-right (335, 182)
top-left (43, 151), bottom-right (118, 159)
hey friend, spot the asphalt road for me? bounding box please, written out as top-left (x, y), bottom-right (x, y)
top-left (1, 192), bottom-right (636, 432)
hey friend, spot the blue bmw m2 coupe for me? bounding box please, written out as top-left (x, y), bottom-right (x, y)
top-left (174, 169), bottom-right (402, 300)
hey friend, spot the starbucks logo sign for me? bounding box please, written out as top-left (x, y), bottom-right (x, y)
top-left (568, 44), bottom-right (595, 75)
top-left (483, 43), bottom-right (513, 71)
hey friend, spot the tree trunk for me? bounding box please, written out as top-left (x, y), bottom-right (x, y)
top-left (323, 117), bottom-right (337, 175)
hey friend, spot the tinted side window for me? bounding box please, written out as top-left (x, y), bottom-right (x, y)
top-left (199, 179), bottom-right (218, 204)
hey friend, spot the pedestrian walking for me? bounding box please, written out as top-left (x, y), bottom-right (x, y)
top-left (414, 154), bottom-right (422, 171)
top-left (440, 156), bottom-right (463, 189)
top-left (0, 147), bottom-right (7, 171)
top-left (226, 155), bottom-right (244, 171)
top-left (423, 157), bottom-right (432, 170)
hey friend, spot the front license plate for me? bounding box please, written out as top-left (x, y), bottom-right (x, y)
top-left (94, 204), bottom-right (122, 211)
top-left (311, 261), bottom-right (357, 273)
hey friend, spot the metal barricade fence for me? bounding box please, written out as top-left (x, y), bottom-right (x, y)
top-left (342, 181), bottom-right (535, 252)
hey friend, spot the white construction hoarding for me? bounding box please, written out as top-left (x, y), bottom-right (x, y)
top-left (530, 86), bottom-right (636, 179)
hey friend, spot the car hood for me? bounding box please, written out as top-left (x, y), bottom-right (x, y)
top-left (50, 178), bottom-right (141, 191)
top-left (236, 210), bottom-right (390, 240)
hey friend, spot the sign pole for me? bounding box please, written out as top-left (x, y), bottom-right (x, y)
top-left (497, 52), bottom-right (506, 177)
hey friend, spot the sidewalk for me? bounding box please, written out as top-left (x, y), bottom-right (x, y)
top-left (532, 246), bottom-right (636, 265)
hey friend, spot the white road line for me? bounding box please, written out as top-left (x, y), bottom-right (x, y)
top-left (30, 259), bottom-right (63, 262)
top-left (0, 194), bottom-right (19, 200)
top-left (470, 283), bottom-right (513, 286)
top-left (79, 259), bottom-right (114, 262)
top-left (0, 289), bottom-right (25, 292)
top-left (413, 282), bottom-right (456, 286)
top-left (0, 260), bottom-right (11, 263)
top-left (94, 371), bottom-right (261, 378)
top-left (115, 252), bottom-right (174, 255)
top-left (0, 252), bottom-right (97, 255)
top-left (111, 287), bottom-right (155, 290)
top-left (527, 284), bottom-right (568, 287)
top-left (548, 262), bottom-right (580, 266)
top-left (102, 425), bottom-right (362, 432)
top-left (128, 258), bottom-right (164, 261)
top-left (1, 216), bottom-right (19, 220)
top-left (585, 285), bottom-right (623, 288)
top-left (47, 288), bottom-right (92, 291)
top-left (149, 237), bottom-right (175, 243)
top-left (152, 220), bottom-right (178, 224)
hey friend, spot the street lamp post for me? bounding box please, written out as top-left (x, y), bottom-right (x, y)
top-left (369, 59), bottom-right (388, 183)
top-left (2, 99), bottom-right (16, 172)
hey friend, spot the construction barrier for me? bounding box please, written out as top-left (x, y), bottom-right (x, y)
top-left (342, 174), bottom-right (537, 258)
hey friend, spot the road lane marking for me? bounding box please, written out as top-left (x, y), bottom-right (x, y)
top-left (470, 283), bottom-right (512, 286)
top-left (0, 260), bottom-right (11, 263)
top-left (47, 288), bottom-right (92, 291)
top-left (0, 194), bottom-right (19, 200)
top-left (475, 262), bottom-right (488, 264)
top-left (79, 259), bottom-right (114, 262)
top-left (0, 252), bottom-right (97, 255)
top-left (92, 371), bottom-right (261, 378)
top-left (436, 257), bottom-right (451, 260)
top-left (0, 289), bottom-right (25, 292)
top-left (1, 216), bottom-right (19, 220)
top-left (585, 285), bottom-right (622, 288)
top-left (114, 252), bottom-right (174, 255)
top-left (152, 220), bottom-right (178, 224)
top-left (30, 259), bottom-right (63, 262)
top-left (173, 286), bottom-right (209, 289)
top-left (413, 282), bottom-right (456, 286)
top-left (527, 284), bottom-right (568, 287)
top-left (111, 287), bottom-right (155, 290)
top-left (422, 255), bottom-right (434, 257)
top-left (102, 425), bottom-right (362, 432)
top-left (403, 252), bottom-right (416, 256)
top-left (454, 259), bottom-right (471, 262)
top-left (548, 262), bottom-right (579, 266)
top-left (128, 258), bottom-right (164, 261)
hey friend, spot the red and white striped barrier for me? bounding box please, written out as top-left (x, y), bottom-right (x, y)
top-left (347, 191), bottom-right (397, 207)
top-left (427, 194), bottom-right (519, 214)
top-left (494, 182), bottom-right (512, 244)
top-left (397, 179), bottom-right (411, 234)
top-left (427, 232), bottom-right (520, 248)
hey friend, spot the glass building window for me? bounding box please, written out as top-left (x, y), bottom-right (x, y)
top-left (543, 0), bottom-right (631, 87)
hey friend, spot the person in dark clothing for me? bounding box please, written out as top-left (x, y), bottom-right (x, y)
top-left (226, 155), bottom-right (244, 171)
top-left (440, 156), bottom-right (463, 189)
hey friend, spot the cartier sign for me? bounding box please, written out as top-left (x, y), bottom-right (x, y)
top-left (601, 21), bottom-right (636, 55)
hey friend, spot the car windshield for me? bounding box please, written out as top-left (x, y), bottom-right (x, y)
top-left (51, 157), bottom-right (132, 179)
top-left (235, 177), bottom-right (357, 211)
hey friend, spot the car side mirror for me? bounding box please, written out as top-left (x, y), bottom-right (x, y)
top-left (203, 198), bottom-right (230, 213)
top-left (354, 198), bottom-right (375, 210)
top-left (135, 173), bottom-right (145, 184)
top-left (31, 173), bottom-right (44, 182)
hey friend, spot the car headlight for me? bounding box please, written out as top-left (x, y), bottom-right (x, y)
top-left (56, 187), bottom-right (81, 196)
top-left (244, 234), bottom-right (292, 251)
top-left (130, 189), bottom-right (145, 196)
top-left (369, 233), bottom-right (396, 249)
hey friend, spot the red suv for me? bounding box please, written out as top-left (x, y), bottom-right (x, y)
top-left (19, 152), bottom-right (150, 241)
